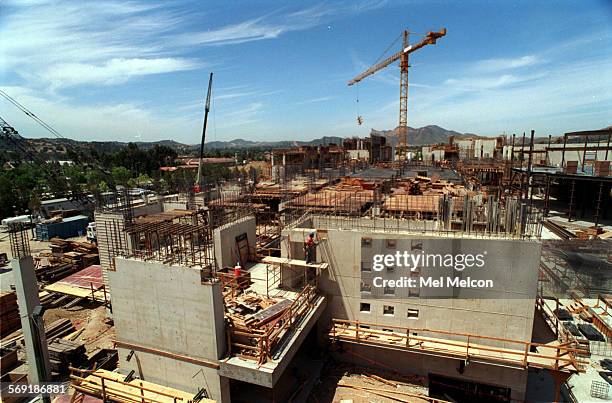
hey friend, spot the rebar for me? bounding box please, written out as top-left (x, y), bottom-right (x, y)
top-left (8, 222), bottom-right (31, 259)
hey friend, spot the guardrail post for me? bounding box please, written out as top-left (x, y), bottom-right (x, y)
top-left (101, 378), bottom-right (106, 402)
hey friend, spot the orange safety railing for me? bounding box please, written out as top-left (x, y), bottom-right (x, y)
top-left (330, 319), bottom-right (587, 373)
top-left (227, 284), bottom-right (318, 364)
top-left (69, 367), bottom-right (195, 403)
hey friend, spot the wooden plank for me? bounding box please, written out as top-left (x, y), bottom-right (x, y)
top-left (262, 256), bottom-right (328, 269)
top-left (71, 368), bottom-right (212, 403)
top-left (250, 298), bottom-right (292, 325)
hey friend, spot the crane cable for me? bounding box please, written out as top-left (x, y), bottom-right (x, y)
top-left (0, 89), bottom-right (66, 140)
top-left (355, 32), bottom-right (402, 126)
top-left (0, 89), bottom-right (111, 175)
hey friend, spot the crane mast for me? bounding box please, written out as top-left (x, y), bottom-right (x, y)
top-left (398, 30), bottom-right (409, 157)
top-left (349, 28), bottom-right (446, 160)
top-left (196, 72), bottom-right (213, 192)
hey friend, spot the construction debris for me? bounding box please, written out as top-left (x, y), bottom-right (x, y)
top-left (0, 292), bottom-right (21, 338)
top-left (225, 285), bottom-right (318, 363)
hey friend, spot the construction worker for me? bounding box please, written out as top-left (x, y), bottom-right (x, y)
top-left (304, 232), bottom-right (318, 264)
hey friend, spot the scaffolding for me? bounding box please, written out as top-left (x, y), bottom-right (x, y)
top-left (284, 195), bottom-right (542, 240)
top-left (538, 239), bottom-right (612, 298)
top-left (330, 319), bottom-right (586, 373)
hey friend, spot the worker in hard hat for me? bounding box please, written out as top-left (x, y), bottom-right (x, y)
top-left (304, 232), bottom-right (318, 264)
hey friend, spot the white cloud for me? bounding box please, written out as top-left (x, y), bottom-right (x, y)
top-left (40, 58), bottom-right (199, 88)
top-left (177, 18), bottom-right (288, 46)
top-left (298, 96), bottom-right (335, 104)
top-left (0, 1), bottom-right (186, 87)
top-left (474, 55), bottom-right (540, 72)
top-left (178, 1), bottom-right (386, 47)
top-left (444, 72), bottom-right (547, 90)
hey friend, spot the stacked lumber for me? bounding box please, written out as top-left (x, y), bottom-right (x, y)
top-left (45, 318), bottom-right (77, 341)
top-left (34, 239), bottom-right (99, 283)
top-left (0, 292), bottom-right (21, 338)
top-left (50, 238), bottom-right (95, 251)
top-left (70, 369), bottom-right (203, 403)
top-left (82, 254), bottom-right (99, 267)
top-left (6, 318), bottom-right (75, 345)
top-left (34, 255), bottom-right (77, 283)
top-left (0, 346), bottom-right (19, 373)
top-left (48, 339), bottom-right (87, 374)
top-left (63, 252), bottom-right (86, 270)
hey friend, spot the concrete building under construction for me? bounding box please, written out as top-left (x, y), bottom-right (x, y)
top-left (72, 153), bottom-right (600, 403)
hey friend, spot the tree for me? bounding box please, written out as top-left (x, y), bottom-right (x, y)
top-left (135, 173), bottom-right (152, 187)
top-left (111, 166), bottom-right (131, 186)
top-left (98, 181), bottom-right (110, 193)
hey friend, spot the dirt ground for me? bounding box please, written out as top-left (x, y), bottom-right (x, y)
top-left (0, 231), bottom-right (52, 260)
top-left (44, 302), bottom-right (115, 354)
top-left (309, 361), bottom-right (432, 403)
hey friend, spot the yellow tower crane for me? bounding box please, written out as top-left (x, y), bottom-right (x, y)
top-left (349, 28), bottom-right (446, 160)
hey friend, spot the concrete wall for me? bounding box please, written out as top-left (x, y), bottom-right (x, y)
top-left (284, 224), bottom-right (540, 346)
top-left (421, 147), bottom-right (445, 162)
top-left (213, 215), bottom-right (256, 270)
top-left (281, 217), bottom-right (540, 399)
top-left (109, 258), bottom-right (229, 402)
top-left (455, 139), bottom-right (498, 159)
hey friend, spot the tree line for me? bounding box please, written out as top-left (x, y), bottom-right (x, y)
top-left (0, 143), bottom-right (238, 219)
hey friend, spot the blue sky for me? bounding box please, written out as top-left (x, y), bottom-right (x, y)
top-left (1, 0), bottom-right (611, 144)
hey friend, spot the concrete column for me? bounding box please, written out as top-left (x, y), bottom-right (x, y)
top-left (12, 255), bottom-right (51, 384)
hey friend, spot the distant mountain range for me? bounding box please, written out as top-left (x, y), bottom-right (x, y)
top-left (8, 124), bottom-right (608, 160)
top-left (370, 125), bottom-right (486, 146)
top-left (0, 125), bottom-right (491, 160)
top-left (205, 125), bottom-right (486, 149)
top-left (203, 136), bottom-right (345, 149)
